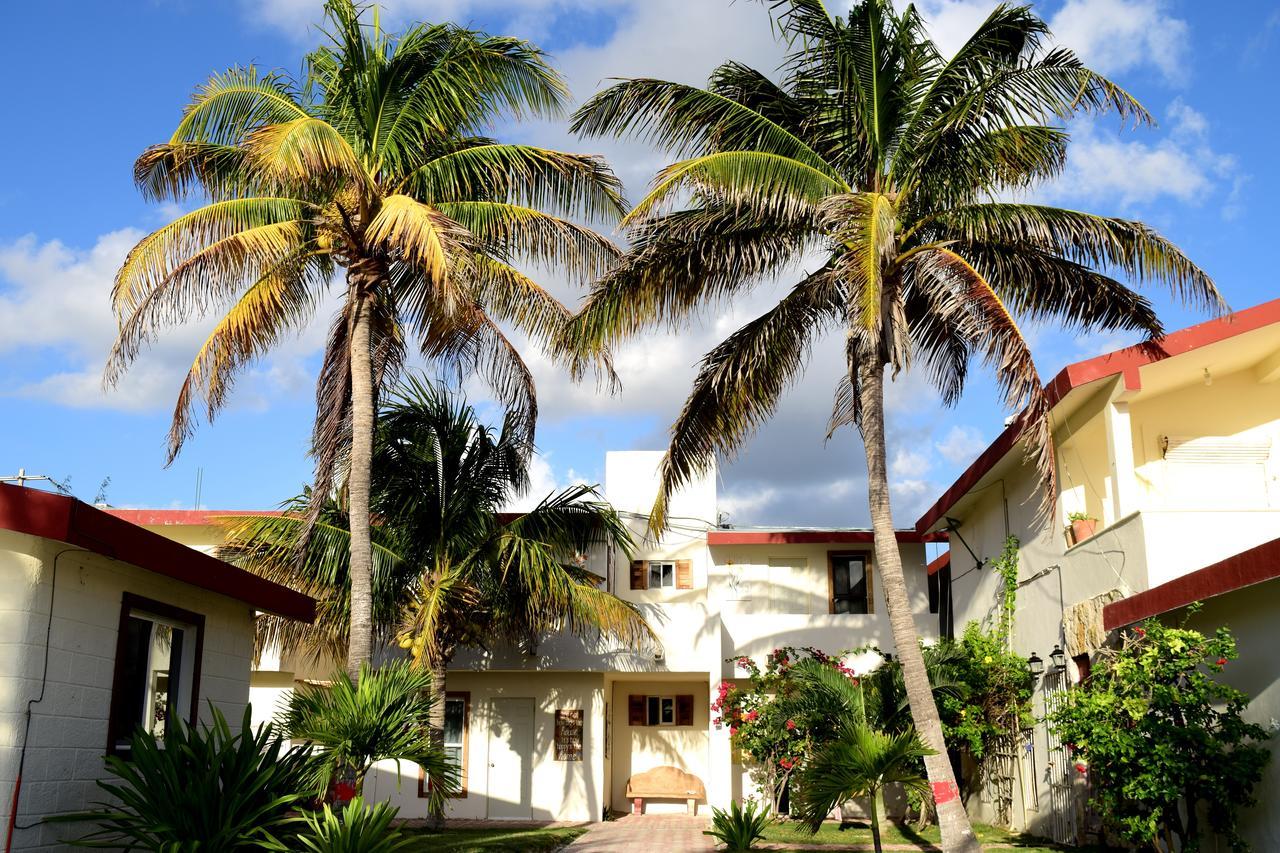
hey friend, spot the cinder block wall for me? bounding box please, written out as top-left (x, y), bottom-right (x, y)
top-left (0, 530), bottom-right (255, 851)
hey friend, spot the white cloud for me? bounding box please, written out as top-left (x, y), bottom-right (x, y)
top-left (0, 229), bottom-right (334, 414)
top-left (891, 448), bottom-right (932, 479)
top-left (1049, 0), bottom-right (1189, 84)
top-left (1043, 103), bottom-right (1243, 217)
top-left (935, 425), bottom-right (987, 465)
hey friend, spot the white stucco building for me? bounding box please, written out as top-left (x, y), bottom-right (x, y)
top-left (916, 298), bottom-right (1280, 848)
top-left (0, 485), bottom-right (313, 852)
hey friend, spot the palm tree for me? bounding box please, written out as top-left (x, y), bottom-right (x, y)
top-left (104, 0), bottom-right (623, 679)
top-left (794, 724), bottom-right (935, 853)
top-left (218, 376), bottom-right (653, 819)
top-left (563, 2), bottom-right (1221, 848)
top-left (281, 661), bottom-right (457, 809)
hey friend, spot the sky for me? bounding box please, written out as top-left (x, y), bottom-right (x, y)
top-left (2, 0), bottom-right (1277, 527)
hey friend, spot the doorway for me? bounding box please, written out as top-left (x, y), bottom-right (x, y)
top-left (487, 697), bottom-right (534, 819)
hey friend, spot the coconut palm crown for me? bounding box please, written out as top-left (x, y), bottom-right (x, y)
top-left (564, 1), bottom-right (1222, 849)
top-left (105, 0), bottom-right (625, 675)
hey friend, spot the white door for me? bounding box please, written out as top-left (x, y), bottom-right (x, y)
top-left (487, 698), bottom-right (534, 819)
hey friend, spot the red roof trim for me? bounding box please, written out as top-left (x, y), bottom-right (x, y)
top-left (1102, 537), bottom-right (1280, 631)
top-left (916, 299), bottom-right (1280, 533)
top-left (105, 509), bottom-right (282, 526)
top-left (708, 529), bottom-right (929, 545)
top-left (927, 551), bottom-right (951, 576)
top-left (0, 485), bottom-right (313, 622)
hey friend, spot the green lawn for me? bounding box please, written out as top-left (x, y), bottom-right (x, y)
top-left (759, 820), bottom-right (1116, 852)
top-left (403, 825), bottom-right (587, 852)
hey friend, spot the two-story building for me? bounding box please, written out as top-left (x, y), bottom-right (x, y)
top-left (120, 451), bottom-right (940, 823)
top-left (915, 298), bottom-right (1280, 848)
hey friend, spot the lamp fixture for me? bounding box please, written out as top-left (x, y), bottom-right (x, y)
top-left (1050, 645), bottom-right (1067, 671)
top-left (1203, 367), bottom-right (1213, 386)
top-left (1027, 652), bottom-right (1045, 676)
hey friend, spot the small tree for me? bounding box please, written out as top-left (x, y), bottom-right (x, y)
top-left (1050, 617), bottom-right (1270, 852)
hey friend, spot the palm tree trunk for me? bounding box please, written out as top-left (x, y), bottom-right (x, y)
top-left (427, 658), bottom-right (449, 829)
top-left (856, 356), bottom-right (981, 853)
top-left (869, 787), bottom-right (883, 853)
top-left (346, 283), bottom-right (376, 681)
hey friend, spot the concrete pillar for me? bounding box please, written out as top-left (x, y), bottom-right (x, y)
top-left (1102, 393), bottom-right (1138, 524)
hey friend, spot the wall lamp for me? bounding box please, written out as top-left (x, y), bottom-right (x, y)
top-left (1027, 652), bottom-right (1045, 676)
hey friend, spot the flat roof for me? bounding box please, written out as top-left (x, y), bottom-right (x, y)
top-left (708, 528), bottom-right (942, 545)
top-left (105, 508), bottom-right (282, 526)
top-left (915, 298), bottom-right (1280, 533)
top-left (0, 485), bottom-right (313, 622)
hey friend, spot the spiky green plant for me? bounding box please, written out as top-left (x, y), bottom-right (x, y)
top-left (704, 799), bottom-right (772, 852)
top-left (565, 2), bottom-right (1221, 848)
top-left (280, 661), bottom-right (457, 811)
top-left (50, 706), bottom-right (313, 851)
top-left (105, 0), bottom-right (624, 679)
top-left (295, 798), bottom-right (414, 853)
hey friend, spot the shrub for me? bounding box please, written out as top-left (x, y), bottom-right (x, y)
top-left (52, 706), bottom-right (314, 851)
top-left (1050, 617), bottom-right (1270, 852)
top-left (295, 797), bottom-right (414, 853)
top-left (703, 799), bottom-right (771, 851)
top-left (281, 661), bottom-right (457, 806)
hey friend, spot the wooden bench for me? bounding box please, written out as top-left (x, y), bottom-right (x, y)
top-left (625, 766), bottom-right (706, 816)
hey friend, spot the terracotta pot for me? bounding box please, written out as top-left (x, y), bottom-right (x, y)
top-left (1070, 518), bottom-right (1097, 543)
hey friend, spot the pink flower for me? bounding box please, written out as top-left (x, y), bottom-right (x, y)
top-left (1216, 657), bottom-right (1228, 667)
top-left (744, 710), bottom-right (759, 722)
top-left (729, 725), bottom-right (738, 736)
top-left (785, 719), bottom-right (797, 731)
top-left (1134, 627), bottom-right (1146, 637)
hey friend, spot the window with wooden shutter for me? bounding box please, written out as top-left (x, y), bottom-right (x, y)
top-left (630, 560), bottom-right (648, 590)
top-left (675, 694), bottom-right (694, 726)
top-left (628, 694), bottom-right (646, 726)
top-left (675, 559), bottom-right (693, 589)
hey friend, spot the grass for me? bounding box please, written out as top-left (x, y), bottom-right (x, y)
top-left (403, 825), bottom-right (587, 852)
top-left (758, 820), bottom-right (1118, 851)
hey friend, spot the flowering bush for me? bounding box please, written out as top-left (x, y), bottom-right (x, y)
top-left (934, 623), bottom-right (1034, 761)
top-left (1050, 616), bottom-right (1270, 852)
top-left (713, 647), bottom-right (865, 813)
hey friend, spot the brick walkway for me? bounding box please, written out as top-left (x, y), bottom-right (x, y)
top-left (564, 814), bottom-right (715, 852)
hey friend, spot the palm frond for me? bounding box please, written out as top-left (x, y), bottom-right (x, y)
top-left (170, 66), bottom-right (309, 146)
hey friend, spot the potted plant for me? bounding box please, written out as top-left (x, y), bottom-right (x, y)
top-left (1065, 513), bottom-right (1097, 546)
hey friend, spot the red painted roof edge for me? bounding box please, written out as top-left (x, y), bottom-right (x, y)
top-left (1102, 536), bottom-right (1280, 631)
top-left (105, 508), bottom-right (283, 526)
top-left (707, 529), bottom-right (930, 545)
top-left (0, 485), bottom-right (313, 622)
top-left (927, 551), bottom-right (951, 577)
top-left (916, 299), bottom-right (1280, 533)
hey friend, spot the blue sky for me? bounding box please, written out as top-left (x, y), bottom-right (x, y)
top-left (2, 0), bottom-right (1277, 525)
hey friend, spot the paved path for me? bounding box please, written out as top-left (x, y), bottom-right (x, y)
top-left (563, 814), bottom-right (715, 852)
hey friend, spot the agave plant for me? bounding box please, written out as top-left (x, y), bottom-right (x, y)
top-left (50, 706), bottom-right (313, 851)
top-left (704, 799), bottom-right (772, 852)
top-left (279, 661), bottom-right (457, 811)
top-left (295, 798), bottom-right (414, 853)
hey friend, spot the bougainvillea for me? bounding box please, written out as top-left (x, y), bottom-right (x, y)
top-left (712, 647), bottom-right (866, 814)
top-left (1050, 616), bottom-right (1270, 852)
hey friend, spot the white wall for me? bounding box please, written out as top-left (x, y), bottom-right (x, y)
top-left (609, 678), bottom-right (711, 814)
top-left (364, 671), bottom-right (607, 822)
top-left (0, 530), bottom-right (256, 852)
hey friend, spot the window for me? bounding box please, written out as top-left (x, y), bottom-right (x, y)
top-left (107, 594), bottom-right (204, 754)
top-left (828, 553), bottom-right (871, 614)
top-left (420, 691), bottom-right (469, 798)
top-left (649, 561), bottom-right (675, 589)
top-left (628, 694), bottom-right (694, 726)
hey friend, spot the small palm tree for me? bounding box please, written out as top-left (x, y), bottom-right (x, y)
top-left (564, 2), bottom-right (1221, 848)
top-left (792, 725), bottom-right (934, 853)
top-left (106, 0), bottom-right (623, 679)
top-left (281, 661), bottom-right (457, 811)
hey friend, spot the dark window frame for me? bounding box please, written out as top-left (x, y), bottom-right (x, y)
top-left (826, 551), bottom-right (872, 614)
top-left (107, 592), bottom-right (205, 756)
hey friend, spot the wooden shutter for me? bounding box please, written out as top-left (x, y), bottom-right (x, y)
top-left (675, 559), bottom-right (693, 589)
top-left (628, 694), bottom-right (646, 726)
top-left (630, 560), bottom-right (648, 590)
top-left (675, 694), bottom-right (694, 726)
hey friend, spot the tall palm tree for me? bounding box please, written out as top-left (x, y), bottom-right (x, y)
top-left (104, 0), bottom-right (624, 679)
top-left (563, 1), bottom-right (1222, 848)
top-left (217, 376), bottom-right (654, 816)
